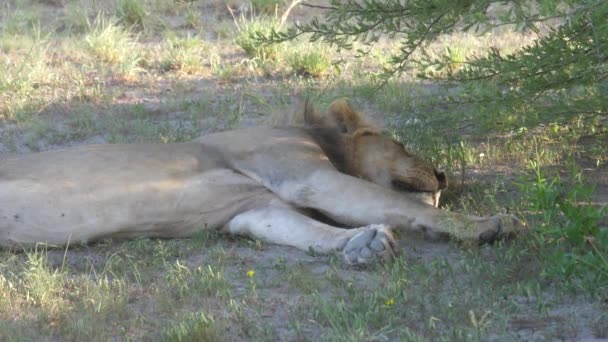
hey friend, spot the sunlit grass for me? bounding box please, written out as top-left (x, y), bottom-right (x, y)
top-left (160, 34), bottom-right (208, 74)
top-left (84, 14), bottom-right (143, 77)
top-left (234, 17), bottom-right (282, 62)
top-left (288, 43), bottom-right (332, 78)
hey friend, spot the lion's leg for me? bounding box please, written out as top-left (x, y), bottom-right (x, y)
top-left (275, 170), bottom-right (520, 244)
top-left (222, 205), bottom-right (396, 264)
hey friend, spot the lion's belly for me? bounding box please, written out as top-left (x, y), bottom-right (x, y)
top-left (0, 151), bottom-right (277, 247)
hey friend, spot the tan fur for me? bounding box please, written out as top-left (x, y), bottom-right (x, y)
top-left (303, 99), bottom-right (446, 200)
top-left (0, 99), bottom-right (521, 264)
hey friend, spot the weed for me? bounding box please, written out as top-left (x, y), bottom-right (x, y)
top-left (115, 0), bottom-right (148, 31)
top-left (0, 41), bottom-right (51, 121)
top-left (288, 44), bottom-right (332, 78)
top-left (64, 3), bottom-right (90, 33)
top-left (287, 264), bottom-right (319, 294)
top-left (184, 5), bottom-right (199, 29)
top-left (166, 259), bottom-right (192, 298)
top-left (73, 77), bottom-right (106, 104)
top-left (84, 14), bottom-right (143, 77)
top-left (592, 312), bottom-right (608, 339)
top-left (23, 120), bottom-right (68, 151)
top-left (211, 61), bottom-right (240, 83)
top-left (149, 0), bottom-right (187, 15)
top-left (164, 259), bottom-right (231, 300)
top-left (522, 157), bottom-right (608, 289)
top-left (196, 265), bottom-right (231, 297)
top-left (443, 45), bottom-right (469, 76)
top-left (162, 312), bottom-right (221, 342)
top-left (250, 0), bottom-right (286, 15)
top-left (1, 8), bottom-right (42, 35)
top-left (22, 247), bottom-right (67, 308)
top-left (161, 33), bottom-right (206, 74)
top-left (60, 276), bottom-right (130, 337)
top-left (234, 18), bottom-right (281, 62)
top-left (212, 20), bottom-right (233, 39)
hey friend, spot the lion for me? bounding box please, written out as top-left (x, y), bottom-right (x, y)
top-left (0, 99), bottom-right (520, 264)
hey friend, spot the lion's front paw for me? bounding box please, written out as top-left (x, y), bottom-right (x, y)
top-left (477, 214), bottom-right (523, 244)
top-left (343, 224), bottom-right (396, 265)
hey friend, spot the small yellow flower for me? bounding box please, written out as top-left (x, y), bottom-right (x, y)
top-left (247, 269), bottom-right (255, 279)
top-left (385, 298), bottom-right (394, 306)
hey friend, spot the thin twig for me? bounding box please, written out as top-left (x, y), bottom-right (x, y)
top-left (226, 3), bottom-right (240, 31)
top-left (280, 0), bottom-right (304, 26)
top-left (301, 2), bottom-right (337, 10)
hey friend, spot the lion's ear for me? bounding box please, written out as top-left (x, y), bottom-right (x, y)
top-left (327, 99), bottom-right (368, 134)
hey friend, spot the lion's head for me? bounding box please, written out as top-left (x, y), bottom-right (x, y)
top-left (305, 99), bottom-right (447, 207)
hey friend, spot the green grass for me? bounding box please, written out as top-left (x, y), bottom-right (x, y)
top-left (184, 4), bottom-right (199, 29)
top-left (0, 7), bottom-right (42, 35)
top-left (250, 0), bottom-right (286, 15)
top-left (521, 158), bottom-right (608, 287)
top-left (234, 17), bottom-right (282, 62)
top-left (288, 43), bottom-right (332, 78)
top-left (161, 312), bottom-right (221, 341)
top-left (160, 33), bottom-right (207, 74)
top-left (84, 14), bottom-right (143, 77)
top-left (0, 0), bottom-right (606, 340)
top-left (64, 2), bottom-right (90, 33)
top-left (115, 0), bottom-right (148, 31)
top-left (438, 45), bottom-right (471, 76)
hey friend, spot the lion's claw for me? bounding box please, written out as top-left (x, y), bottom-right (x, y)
top-left (343, 224), bottom-right (396, 265)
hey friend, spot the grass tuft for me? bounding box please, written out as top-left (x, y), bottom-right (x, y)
top-left (250, 0), bottom-right (286, 15)
top-left (64, 2), bottom-right (90, 33)
top-left (160, 34), bottom-right (207, 74)
top-left (22, 247), bottom-right (67, 309)
top-left (288, 43), bottom-right (332, 78)
top-left (234, 18), bottom-right (282, 62)
top-left (184, 5), bottom-right (199, 29)
top-left (162, 312), bottom-right (220, 342)
top-left (84, 14), bottom-right (143, 77)
top-left (115, 0), bottom-right (148, 31)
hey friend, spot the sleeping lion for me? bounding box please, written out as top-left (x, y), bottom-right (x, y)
top-left (0, 99), bottom-right (520, 264)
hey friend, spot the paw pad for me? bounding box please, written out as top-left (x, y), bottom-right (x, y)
top-left (343, 224), bottom-right (396, 265)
